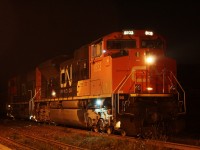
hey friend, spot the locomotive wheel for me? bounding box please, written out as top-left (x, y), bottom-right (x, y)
top-left (97, 118), bottom-right (105, 131)
top-left (87, 117), bottom-right (93, 128)
top-left (121, 129), bottom-right (126, 136)
top-left (106, 127), bottom-right (113, 134)
top-left (93, 126), bottom-right (98, 132)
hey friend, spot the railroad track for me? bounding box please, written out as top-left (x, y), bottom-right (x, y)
top-left (1, 119), bottom-right (200, 150)
top-left (0, 135), bottom-right (36, 150)
top-left (8, 128), bottom-right (88, 150)
top-left (145, 139), bottom-right (200, 150)
top-left (13, 124), bottom-right (200, 150)
top-left (47, 125), bottom-right (200, 150)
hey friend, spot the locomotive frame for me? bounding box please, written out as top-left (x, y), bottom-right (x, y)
top-left (7, 30), bottom-right (186, 136)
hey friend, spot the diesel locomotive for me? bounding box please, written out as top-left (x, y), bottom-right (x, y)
top-left (7, 30), bottom-right (186, 136)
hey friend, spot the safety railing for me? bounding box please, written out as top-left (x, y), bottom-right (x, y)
top-left (168, 71), bottom-right (186, 114)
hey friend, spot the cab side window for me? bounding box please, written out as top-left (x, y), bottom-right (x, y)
top-left (91, 42), bottom-right (102, 58)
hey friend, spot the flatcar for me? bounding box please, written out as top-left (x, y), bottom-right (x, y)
top-left (7, 29), bottom-right (186, 136)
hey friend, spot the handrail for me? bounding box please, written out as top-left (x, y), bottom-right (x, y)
top-left (112, 71), bottom-right (133, 117)
top-left (113, 69), bottom-right (186, 116)
top-left (29, 88), bottom-right (41, 116)
top-left (168, 76), bottom-right (180, 101)
top-left (170, 71), bottom-right (186, 114)
top-left (117, 70), bottom-right (134, 115)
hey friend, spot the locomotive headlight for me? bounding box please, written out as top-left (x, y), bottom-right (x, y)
top-left (96, 99), bottom-right (102, 106)
top-left (147, 87), bottom-right (153, 91)
top-left (145, 55), bottom-right (155, 64)
top-left (51, 90), bottom-right (56, 97)
top-left (102, 50), bottom-right (106, 53)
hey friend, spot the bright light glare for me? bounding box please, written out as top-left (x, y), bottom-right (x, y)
top-left (102, 50), bottom-right (106, 53)
top-left (147, 87), bottom-right (153, 91)
top-left (29, 115), bottom-right (35, 120)
top-left (96, 99), bottom-right (102, 106)
top-left (146, 56), bottom-right (155, 64)
top-left (29, 115), bottom-right (37, 122)
top-left (51, 90), bottom-right (56, 97)
top-left (145, 31), bottom-right (153, 36)
top-left (115, 121), bottom-right (121, 128)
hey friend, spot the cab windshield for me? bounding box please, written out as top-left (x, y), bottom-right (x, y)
top-left (141, 38), bottom-right (163, 49)
top-left (107, 40), bottom-right (136, 49)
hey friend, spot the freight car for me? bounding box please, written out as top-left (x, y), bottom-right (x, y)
top-left (7, 30), bottom-right (186, 136)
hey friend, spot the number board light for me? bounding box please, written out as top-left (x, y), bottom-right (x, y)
top-left (145, 31), bottom-right (153, 36)
top-left (123, 30), bottom-right (134, 35)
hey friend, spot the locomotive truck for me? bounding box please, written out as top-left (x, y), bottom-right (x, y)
top-left (7, 29), bottom-right (186, 136)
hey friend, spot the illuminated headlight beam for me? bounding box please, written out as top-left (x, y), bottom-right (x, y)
top-left (51, 90), bottom-right (56, 97)
top-left (147, 87), bottom-right (153, 91)
top-left (102, 50), bottom-right (106, 53)
top-left (115, 121), bottom-right (121, 128)
top-left (96, 99), bottom-right (102, 106)
top-left (145, 56), bottom-right (155, 64)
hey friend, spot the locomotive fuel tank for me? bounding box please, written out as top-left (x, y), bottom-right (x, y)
top-left (49, 99), bottom-right (112, 129)
top-left (50, 109), bottom-right (87, 128)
